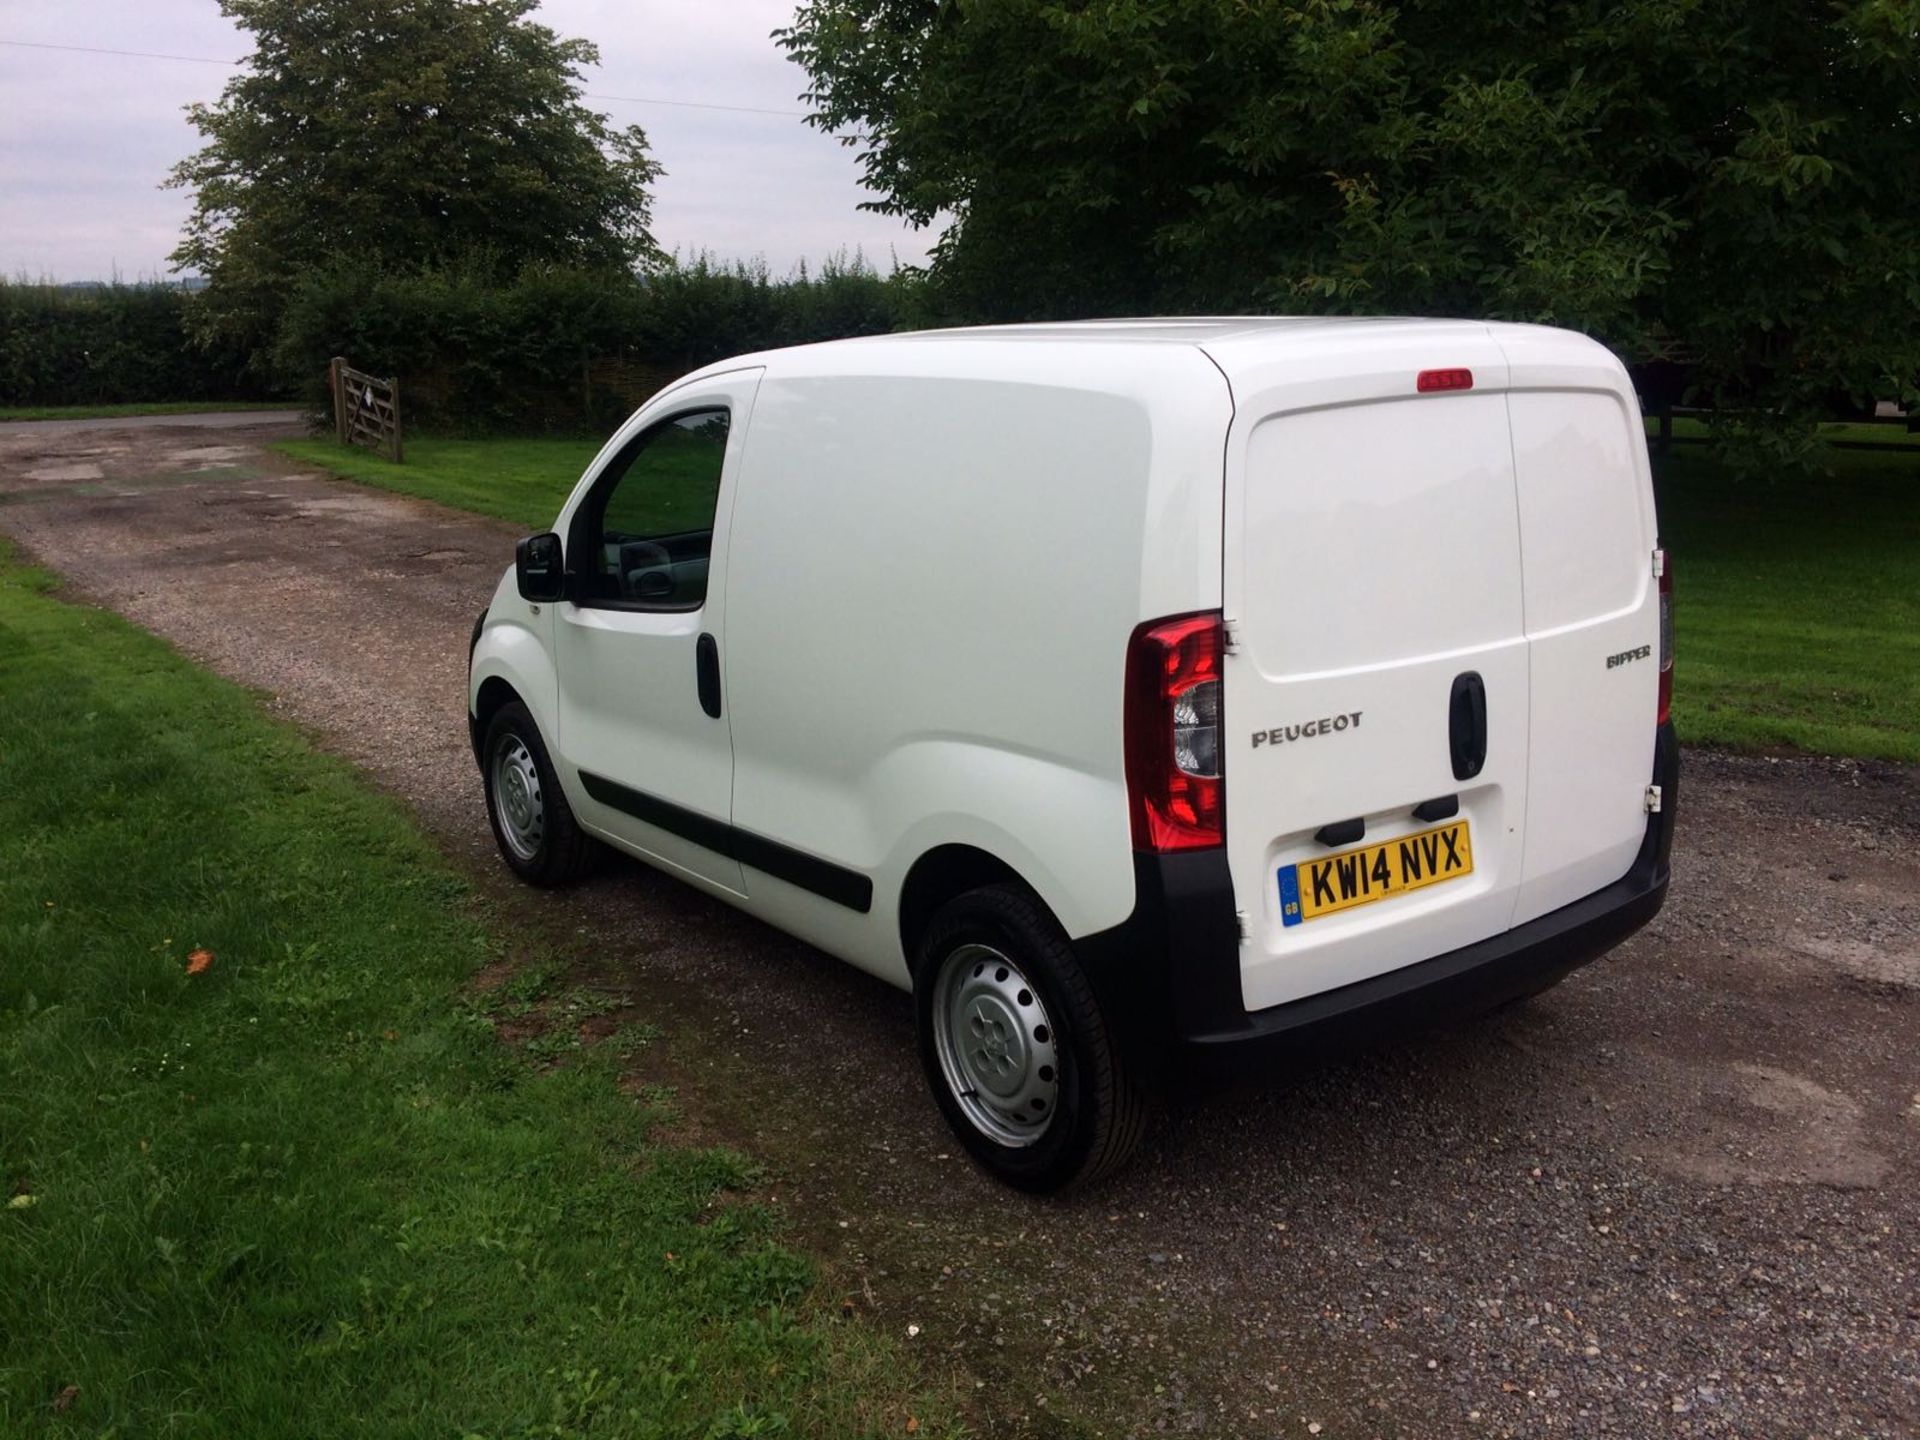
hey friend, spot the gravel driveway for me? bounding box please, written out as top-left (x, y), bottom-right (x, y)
top-left (3, 416), bottom-right (1915, 1438)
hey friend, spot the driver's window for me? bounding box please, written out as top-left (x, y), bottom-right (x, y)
top-left (579, 408), bottom-right (729, 609)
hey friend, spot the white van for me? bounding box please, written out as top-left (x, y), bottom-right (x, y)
top-left (468, 318), bottom-right (1678, 1191)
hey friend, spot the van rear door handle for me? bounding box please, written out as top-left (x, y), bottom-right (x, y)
top-left (695, 633), bottom-right (722, 719)
top-left (1448, 672), bottom-right (1486, 781)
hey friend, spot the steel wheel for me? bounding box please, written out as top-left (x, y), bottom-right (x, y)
top-left (490, 732), bottom-right (546, 862)
top-left (931, 942), bottom-right (1061, 1148)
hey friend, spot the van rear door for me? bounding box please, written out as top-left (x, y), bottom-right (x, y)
top-left (1208, 328), bottom-right (1529, 1012)
top-left (1497, 332), bottom-right (1660, 924)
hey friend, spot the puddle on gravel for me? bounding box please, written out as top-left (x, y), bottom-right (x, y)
top-left (1789, 933), bottom-right (1920, 994)
top-left (1652, 1059), bottom-right (1891, 1188)
top-left (23, 462), bottom-right (105, 482)
top-left (166, 444), bottom-right (248, 465)
top-left (290, 494), bottom-right (401, 519)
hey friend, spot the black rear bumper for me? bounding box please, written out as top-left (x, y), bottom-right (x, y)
top-left (1076, 724), bottom-right (1679, 1082)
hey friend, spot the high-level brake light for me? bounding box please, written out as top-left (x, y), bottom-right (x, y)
top-left (1416, 368), bottom-right (1474, 393)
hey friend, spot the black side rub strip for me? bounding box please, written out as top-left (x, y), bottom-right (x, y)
top-left (579, 771), bottom-right (873, 914)
top-left (581, 771), bottom-right (731, 855)
top-left (731, 830), bottom-right (871, 913)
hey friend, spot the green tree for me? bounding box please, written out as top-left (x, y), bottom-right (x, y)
top-left (170, 0), bottom-right (662, 366)
top-left (778, 0), bottom-right (1920, 417)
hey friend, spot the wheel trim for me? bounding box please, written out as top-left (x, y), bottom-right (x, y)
top-left (490, 734), bottom-right (545, 862)
top-left (932, 943), bottom-right (1060, 1148)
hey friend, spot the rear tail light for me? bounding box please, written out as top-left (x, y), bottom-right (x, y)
top-left (1656, 547), bottom-right (1674, 725)
top-left (1124, 612), bottom-right (1224, 851)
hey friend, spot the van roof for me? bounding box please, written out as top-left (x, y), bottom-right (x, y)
top-left (891, 316), bottom-right (1470, 346)
top-left (667, 315), bottom-right (1620, 395)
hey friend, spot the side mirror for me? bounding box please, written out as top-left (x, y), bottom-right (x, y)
top-left (515, 532), bottom-right (567, 603)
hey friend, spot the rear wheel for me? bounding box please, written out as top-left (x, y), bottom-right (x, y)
top-left (482, 701), bottom-right (598, 886)
top-left (913, 885), bottom-right (1145, 1192)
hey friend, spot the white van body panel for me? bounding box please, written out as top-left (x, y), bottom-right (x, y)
top-left (1197, 320), bottom-right (1659, 1010)
top-left (719, 339), bottom-right (1233, 983)
top-left (1494, 327), bottom-right (1660, 923)
top-left (1202, 324), bottom-right (1533, 1010)
top-left (551, 367), bottom-right (764, 894)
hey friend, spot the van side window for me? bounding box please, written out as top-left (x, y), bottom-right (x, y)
top-left (576, 408), bottom-right (730, 610)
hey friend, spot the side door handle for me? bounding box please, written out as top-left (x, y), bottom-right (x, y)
top-left (695, 633), bottom-right (722, 719)
top-left (1449, 671), bottom-right (1486, 780)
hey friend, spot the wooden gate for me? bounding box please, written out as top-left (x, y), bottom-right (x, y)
top-left (329, 357), bottom-right (404, 463)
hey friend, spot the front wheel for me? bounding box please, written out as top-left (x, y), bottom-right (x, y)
top-left (914, 885), bottom-right (1146, 1192)
top-left (481, 700), bottom-right (598, 886)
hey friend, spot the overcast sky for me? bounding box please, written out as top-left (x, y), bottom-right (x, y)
top-left (0, 0), bottom-right (935, 283)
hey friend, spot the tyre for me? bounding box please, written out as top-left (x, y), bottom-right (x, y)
top-left (481, 700), bottom-right (598, 886)
top-left (913, 884), bottom-right (1146, 1192)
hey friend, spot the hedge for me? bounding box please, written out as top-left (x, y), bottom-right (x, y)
top-left (0, 282), bottom-right (269, 408)
top-left (273, 254), bottom-right (922, 432)
top-left (1, 258), bottom-right (922, 431)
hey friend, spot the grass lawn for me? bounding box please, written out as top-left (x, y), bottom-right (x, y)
top-left (277, 437), bottom-right (601, 529)
top-left (280, 430), bottom-right (1920, 763)
top-left (0, 549), bottom-right (952, 1437)
top-left (1646, 416), bottom-right (1918, 451)
top-left (0, 401), bottom-right (296, 423)
top-left (1657, 445), bottom-right (1920, 761)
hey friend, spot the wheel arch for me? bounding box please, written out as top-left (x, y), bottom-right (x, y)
top-left (897, 844), bottom-right (1036, 975)
top-left (473, 675), bottom-right (523, 735)
top-left (469, 606), bottom-right (561, 778)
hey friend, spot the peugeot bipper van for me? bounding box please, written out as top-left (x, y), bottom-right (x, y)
top-left (468, 318), bottom-right (1678, 1191)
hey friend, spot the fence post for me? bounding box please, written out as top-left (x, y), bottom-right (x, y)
top-left (390, 376), bottom-right (403, 464)
top-left (1656, 406), bottom-right (1672, 456)
top-left (330, 357), bottom-right (347, 445)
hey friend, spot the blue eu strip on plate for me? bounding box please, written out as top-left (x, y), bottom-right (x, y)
top-left (1277, 864), bottom-right (1303, 927)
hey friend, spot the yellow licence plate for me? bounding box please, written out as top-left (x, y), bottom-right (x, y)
top-left (1279, 820), bottom-right (1473, 926)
